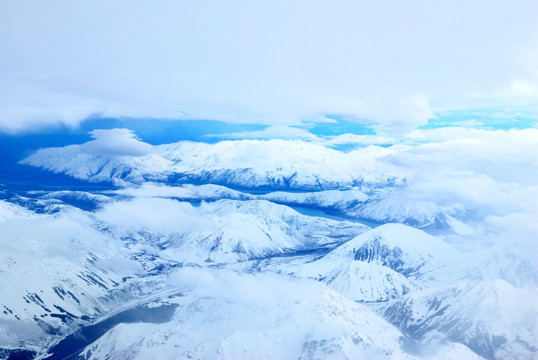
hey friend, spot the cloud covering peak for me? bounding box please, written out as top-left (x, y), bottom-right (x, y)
top-left (80, 129), bottom-right (153, 157)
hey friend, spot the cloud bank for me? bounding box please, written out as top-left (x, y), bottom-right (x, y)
top-left (1, 1), bottom-right (538, 133)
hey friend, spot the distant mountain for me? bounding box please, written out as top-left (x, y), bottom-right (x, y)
top-left (21, 139), bottom-right (451, 228)
top-left (21, 139), bottom-right (399, 189)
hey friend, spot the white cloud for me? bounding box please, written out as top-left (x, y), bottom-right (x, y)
top-left (212, 125), bottom-right (317, 140)
top-left (95, 197), bottom-right (203, 234)
top-left (324, 133), bottom-right (397, 146)
top-left (379, 128), bottom-right (538, 224)
top-left (306, 93), bottom-right (436, 135)
top-left (0, 206), bottom-right (112, 261)
top-left (168, 267), bottom-right (323, 306)
top-left (0, 80), bottom-right (103, 133)
top-left (1, 1), bottom-right (538, 133)
top-left (80, 128), bottom-right (153, 157)
top-left (509, 78), bottom-right (538, 97)
top-left (376, 94), bottom-right (437, 134)
top-left (450, 119), bottom-right (484, 128)
top-left (468, 69), bottom-right (538, 104)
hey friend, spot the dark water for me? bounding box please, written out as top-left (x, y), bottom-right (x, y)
top-left (44, 303), bottom-right (179, 360)
top-left (0, 348), bottom-right (36, 360)
top-left (285, 204), bottom-right (382, 228)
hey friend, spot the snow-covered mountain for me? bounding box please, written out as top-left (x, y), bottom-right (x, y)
top-left (297, 224), bottom-right (455, 302)
top-left (21, 139), bottom-right (400, 190)
top-left (77, 269), bottom-right (416, 360)
top-left (3, 129), bottom-right (537, 359)
top-left (0, 195), bottom-right (368, 351)
top-left (18, 138), bottom-right (479, 229)
top-left (157, 140), bottom-right (399, 190)
top-left (19, 139), bottom-right (450, 230)
top-left (260, 187), bottom-right (369, 209)
top-left (259, 188), bottom-right (447, 228)
top-left (231, 221), bottom-right (537, 359)
top-left (383, 280), bottom-right (538, 359)
top-left (21, 145), bottom-right (173, 185)
top-left (96, 198), bottom-right (369, 264)
top-left (0, 202), bottom-right (141, 349)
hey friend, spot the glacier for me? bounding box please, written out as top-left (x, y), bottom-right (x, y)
top-left (0, 128), bottom-right (537, 359)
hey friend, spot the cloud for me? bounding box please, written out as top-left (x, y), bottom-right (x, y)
top-left (304, 93), bottom-right (436, 135)
top-left (0, 206), bottom-right (112, 261)
top-left (168, 267), bottom-right (323, 306)
top-left (449, 119), bottom-right (484, 128)
top-left (324, 133), bottom-right (397, 146)
top-left (94, 197), bottom-right (203, 234)
top-left (213, 125), bottom-right (317, 140)
top-left (509, 78), bottom-right (538, 97)
top-left (0, 79), bottom-right (103, 133)
top-left (80, 128), bottom-right (153, 156)
top-left (2, 1), bottom-right (538, 133)
top-left (467, 70), bottom-right (538, 104)
top-left (378, 128), bottom-right (538, 224)
top-left (376, 94), bottom-right (437, 134)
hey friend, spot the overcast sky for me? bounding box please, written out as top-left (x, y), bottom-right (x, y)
top-left (1, 0), bottom-right (538, 133)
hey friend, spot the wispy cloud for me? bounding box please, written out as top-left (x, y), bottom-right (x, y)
top-left (208, 125), bottom-right (317, 140)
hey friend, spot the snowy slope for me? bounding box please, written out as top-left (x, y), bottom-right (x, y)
top-left (259, 187), bottom-right (449, 228)
top-left (260, 187), bottom-right (369, 212)
top-left (347, 192), bottom-right (446, 228)
top-left (113, 183), bottom-right (254, 201)
top-left (21, 145), bottom-right (173, 185)
top-left (7, 130), bottom-right (538, 359)
top-left (39, 191), bottom-right (112, 205)
top-left (0, 205), bottom-right (145, 348)
top-left (158, 140), bottom-right (398, 190)
top-left (96, 198), bottom-right (369, 264)
top-left (21, 139), bottom-right (400, 190)
top-left (78, 269), bottom-right (416, 360)
top-left (319, 223), bottom-right (453, 275)
top-left (0, 200), bottom-right (35, 221)
top-left (294, 224), bottom-right (455, 302)
top-left (383, 280), bottom-right (538, 359)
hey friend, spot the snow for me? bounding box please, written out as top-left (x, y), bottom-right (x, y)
top-left (94, 198), bottom-right (368, 264)
top-left (22, 139), bottom-right (400, 190)
top-left (4, 130), bottom-right (538, 359)
top-left (80, 269), bottom-right (415, 360)
top-left (293, 224), bottom-right (454, 302)
top-left (261, 187), bottom-right (369, 208)
top-left (383, 280), bottom-right (538, 359)
top-left (113, 183), bottom-right (253, 201)
top-left (21, 145), bottom-right (173, 185)
top-left (1, 188), bottom-right (536, 358)
top-left (0, 207), bottom-right (143, 347)
top-left (0, 200), bottom-right (35, 221)
top-left (348, 192), bottom-right (445, 227)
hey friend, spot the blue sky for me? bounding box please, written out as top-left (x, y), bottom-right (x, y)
top-left (1, 1), bottom-right (538, 134)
